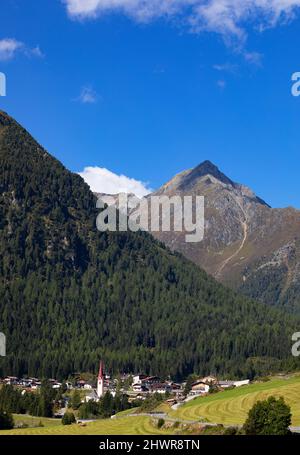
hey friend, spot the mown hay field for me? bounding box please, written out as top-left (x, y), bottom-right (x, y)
top-left (170, 375), bottom-right (300, 425)
top-left (0, 415), bottom-right (172, 435)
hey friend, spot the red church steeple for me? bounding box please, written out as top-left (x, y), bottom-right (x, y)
top-left (98, 360), bottom-right (104, 380)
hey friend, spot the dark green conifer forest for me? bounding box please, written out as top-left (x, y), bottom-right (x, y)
top-left (0, 111), bottom-right (299, 380)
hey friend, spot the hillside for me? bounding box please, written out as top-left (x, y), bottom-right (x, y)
top-left (170, 374), bottom-right (300, 426)
top-left (144, 161), bottom-right (300, 313)
top-left (0, 111), bottom-right (300, 380)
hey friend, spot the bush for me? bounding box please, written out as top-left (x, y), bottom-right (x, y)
top-left (140, 393), bottom-right (164, 412)
top-left (208, 384), bottom-right (220, 394)
top-left (201, 424), bottom-right (224, 435)
top-left (243, 396), bottom-right (291, 435)
top-left (62, 412), bottom-right (76, 426)
top-left (78, 401), bottom-right (100, 420)
top-left (69, 390), bottom-right (81, 410)
top-left (157, 418), bottom-right (165, 429)
top-left (224, 426), bottom-right (239, 435)
top-left (258, 377), bottom-right (270, 383)
top-left (0, 410), bottom-right (14, 430)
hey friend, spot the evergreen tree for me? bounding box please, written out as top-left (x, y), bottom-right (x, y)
top-left (78, 401), bottom-right (100, 420)
top-left (37, 381), bottom-right (55, 418)
top-left (0, 410), bottom-right (14, 430)
top-left (184, 374), bottom-right (197, 396)
top-left (70, 390), bottom-right (81, 411)
top-left (100, 392), bottom-right (114, 418)
top-left (62, 412), bottom-right (76, 425)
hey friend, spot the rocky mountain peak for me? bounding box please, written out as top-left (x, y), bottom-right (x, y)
top-left (178, 160), bottom-right (236, 191)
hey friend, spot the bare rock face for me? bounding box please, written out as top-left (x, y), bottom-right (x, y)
top-left (149, 160), bottom-right (300, 311)
top-left (97, 160), bottom-right (300, 312)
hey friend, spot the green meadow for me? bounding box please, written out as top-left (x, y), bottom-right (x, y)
top-left (170, 375), bottom-right (300, 426)
top-left (1, 375), bottom-right (300, 434)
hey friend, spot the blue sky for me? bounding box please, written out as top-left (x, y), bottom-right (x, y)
top-left (1, 0), bottom-right (300, 206)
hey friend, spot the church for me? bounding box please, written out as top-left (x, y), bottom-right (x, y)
top-left (97, 360), bottom-right (104, 398)
top-left (85, 361), bottom-right (105, 402)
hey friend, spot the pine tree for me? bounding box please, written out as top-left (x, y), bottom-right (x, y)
top-left (0, 410), bottom-right (14, 429)
top-left (62, 412), bottom-right (76, 425)
top-left (70, 390), bottom-right (81, 411)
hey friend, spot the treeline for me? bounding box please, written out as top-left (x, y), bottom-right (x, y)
top-left (0, 382), bottom-right (132, 425)
top-left (75, 391), bottom-right (131, 420)
top-left (0, 382), bottom-right (63, 418)
top-left (1, 111), bottom-right (300, 381)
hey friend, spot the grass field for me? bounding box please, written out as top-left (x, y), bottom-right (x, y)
top-left (0, 415), bottom-right (173, 435)
top-left (170, 375), bottom-right (300, 426)
top-left (114, 407), bottom-right (139, 417)
top-left (1, 374), bottom-right (300, 434)
top-left (13, 414), bottom-right (61, 428)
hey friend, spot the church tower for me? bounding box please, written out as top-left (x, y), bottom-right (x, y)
top-left (97, 361), bottom-right (104, 398)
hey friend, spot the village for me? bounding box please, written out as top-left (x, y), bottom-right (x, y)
top-left (0, 361), bottom-right (250, 411)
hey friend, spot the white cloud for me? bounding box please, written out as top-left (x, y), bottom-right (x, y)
top-left (0, 39), bottom-right (23, 61)
top-left (213, 62), bottom-right (238, 73)
top-left (76, 86), bottom-right (99, 104)
top-left (63, 1), bottom-right (300, 44)
top-left (28, 46), bottom-right (45, 58)
top-left (78, 166), bottom-right (152, 197)
top-left (243, 51), bottom-right (263, 66)
top-left (0, 38), bottom-right (44, 61)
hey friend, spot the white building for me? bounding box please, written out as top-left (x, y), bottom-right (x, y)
top-left (233, 380), bottom-right (250, 387)
top-left (84, 383), bottom-right (93, 390)
top-left (133, 374), bottom-right (147, 385)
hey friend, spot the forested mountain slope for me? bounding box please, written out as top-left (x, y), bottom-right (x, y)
top-left (0, 111), bottom-right (299, 380)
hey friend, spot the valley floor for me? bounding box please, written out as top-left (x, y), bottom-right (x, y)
top-left (1, 374), bottom-right (300, 435)
top-left (0, 415), bottom-right (172, 435)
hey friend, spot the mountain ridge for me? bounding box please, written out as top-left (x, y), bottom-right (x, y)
top-left (146, 160), bottom-right (300, 312)
top-left (95, 159), bottom-right (300, 312)
top-left (157, 160), bottom-right (270, 207)
top-left (178, 160), bottom-right (237, 190)
top-left (1, 110), bottom-right (299, 379)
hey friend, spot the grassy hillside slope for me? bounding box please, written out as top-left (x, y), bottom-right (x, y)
top-left (170, 375), bottom-right (300, 425)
